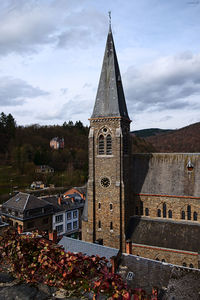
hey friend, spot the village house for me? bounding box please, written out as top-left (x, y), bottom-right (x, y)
top-left (63, 186), bottom-right (86, 201)
top-left (30, 181), bottom-right (45, 189)
top-left (35, 165), bottom-right (54, 174)
top-left (42, 194), bottom-right (84, 239)
top-left (50, 137), bottom-right (64, 150)
top-left (0, 215), bottom-right (9, 235)
top-left (1, 192), bottom-right (53, 233)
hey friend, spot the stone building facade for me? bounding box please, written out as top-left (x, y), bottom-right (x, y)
top-left (1, 192), bottom-right (53, 233)
top-left (82, 25), bottom-right (200, 267)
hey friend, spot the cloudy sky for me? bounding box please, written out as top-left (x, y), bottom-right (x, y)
top-left (1, 0), bottom-right (200, 130)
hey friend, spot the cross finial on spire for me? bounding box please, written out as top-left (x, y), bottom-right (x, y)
top-left (108, 11), bottom-right (111, 31)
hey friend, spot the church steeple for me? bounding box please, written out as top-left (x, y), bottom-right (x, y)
top-left (91, 21), bottom-right (130, 120)
top-left (82, 19), bottom-right (131, 252)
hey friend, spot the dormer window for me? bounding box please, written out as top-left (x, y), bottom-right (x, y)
top-left (187, 159), bottom-right (194, 172)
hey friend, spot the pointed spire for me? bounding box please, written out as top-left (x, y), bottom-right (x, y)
top-left (91, 18), bottom-right (130, 120)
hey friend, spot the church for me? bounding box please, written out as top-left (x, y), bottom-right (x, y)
top-left (82, 23), bottom-right (200, 268)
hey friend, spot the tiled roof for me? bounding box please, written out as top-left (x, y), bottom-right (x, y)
top-left (59, 236), bottom-right (118, 260)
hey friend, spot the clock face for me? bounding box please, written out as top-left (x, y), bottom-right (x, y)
top-left (101, 177), bottom-right (110, 187)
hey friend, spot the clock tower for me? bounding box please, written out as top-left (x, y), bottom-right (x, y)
top-left (82, 23), bottom-right (131, 251)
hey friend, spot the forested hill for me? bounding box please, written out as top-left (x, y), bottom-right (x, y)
top-left (1, 112), bottom-right (199, 201)
top-left (0, 113), bottom-right (89, 201)
top-left (132, 128), bottom-right (174, 138)
top-left (145, 122), bottom-right (200, 153)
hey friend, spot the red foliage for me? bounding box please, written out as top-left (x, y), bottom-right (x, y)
top-left (0, 228), bottom-right (156, 299)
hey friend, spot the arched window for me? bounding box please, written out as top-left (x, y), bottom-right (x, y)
top-left (135, 207), bottom-right (138, 215)
top-left (106, 134), bottom-right (112, 155)
top-left (193, 211), bottom-right (198, 221)
top-left (189, 263), bottom-right (194, 268)
top-left (98, 135), bottom-right (104, 155)
top-left (168, 210), bottom-right (172, 218)
top-left (110, 203), bottom-right (113, 211)
top-left (98, 202), bottom-right (101, 209)
top-left (98, 221), bottom-right (101, 229)
top-left (156, 258), bottom-right (160, 261)
top-left (163, 203), bottom-right (166, 218)
top-left (110, 222), bottom-right (113, 230)
top-left (183, 262), bottom-right (187, 267)
top-left (157, 209), bottom-right (161, 217)
top-left (187, 205), bottom-right (191, 220)
top-left (145, 208), bottom-right (149, 216)
top-left (181, 211), bottom-right (185, 220)
top-left (162, 259), bottom-right (165, 262)
top-left (140, 201), bottom-right (143, 215)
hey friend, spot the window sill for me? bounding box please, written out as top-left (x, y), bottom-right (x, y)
top-left (97, 155), bottom-right (114, 158)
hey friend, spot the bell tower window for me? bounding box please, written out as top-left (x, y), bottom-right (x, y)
top-left (106, 134), bottom-right (112, 155)
top-left (163, 203), bottom-right (166, 218)
top-left (98, 128), bottom-right (112, 156)
top-left (98, 135), bottom-right (104, 155)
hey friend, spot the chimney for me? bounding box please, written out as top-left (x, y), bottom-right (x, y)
top-left (126, 240), bottom-right (132, 255)
top-left (110, 256), bottom-right (117, 274)
top-left (58, 196), bottom-right (62, 205)
top-left (49, 230), bottom-right (57, 243)
top-left (17, 225), bottom-right (23, 234)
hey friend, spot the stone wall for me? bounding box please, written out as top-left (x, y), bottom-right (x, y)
top-left (133, 194), bottom-right (200, 221)
top-left (82, 117), bottom-right (131, 251)
top-left (1, 215), bottom-right (52, 233)
top-left (131, 244), bottom-right (198, 268)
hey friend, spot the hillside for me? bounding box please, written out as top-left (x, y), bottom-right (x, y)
top-left (145, 122), bottom-right (200, 153)
top-left (132, 128), bottom-right (173, 138)
top-left (131, 134), bottom-right (156, 153)
top-left (0, 113), bottom-right (89, 202)
top-left (0, 112), bottom-right (155, 202)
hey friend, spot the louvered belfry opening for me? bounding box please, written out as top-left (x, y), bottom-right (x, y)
top-left (106, 134), bottom-right (112, 155)
top-left (98, 135), bottom-right (104, 155)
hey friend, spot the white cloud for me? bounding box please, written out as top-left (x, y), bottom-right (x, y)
top-left (0, 1), bottom-right (106, 56)
top-left (0, 76), bottom-right (48, 106)
top-left (124, 52), bottom-right (200, 113)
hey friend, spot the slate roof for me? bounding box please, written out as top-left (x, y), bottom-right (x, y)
top-left (91, 26), bottom-right (129, 120)
top-left (2, 192), bottom-right (51, 212)
top-left (131, 153), bottom-right (200, 197)
top-left (126, 216), bottom-right (200, 253)
top-left (43, 196), bottom-right (84, 213)
top-left (59, 236), bottom-right (118, 260)
top-left (41, 196), bottom-right (64, 213)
